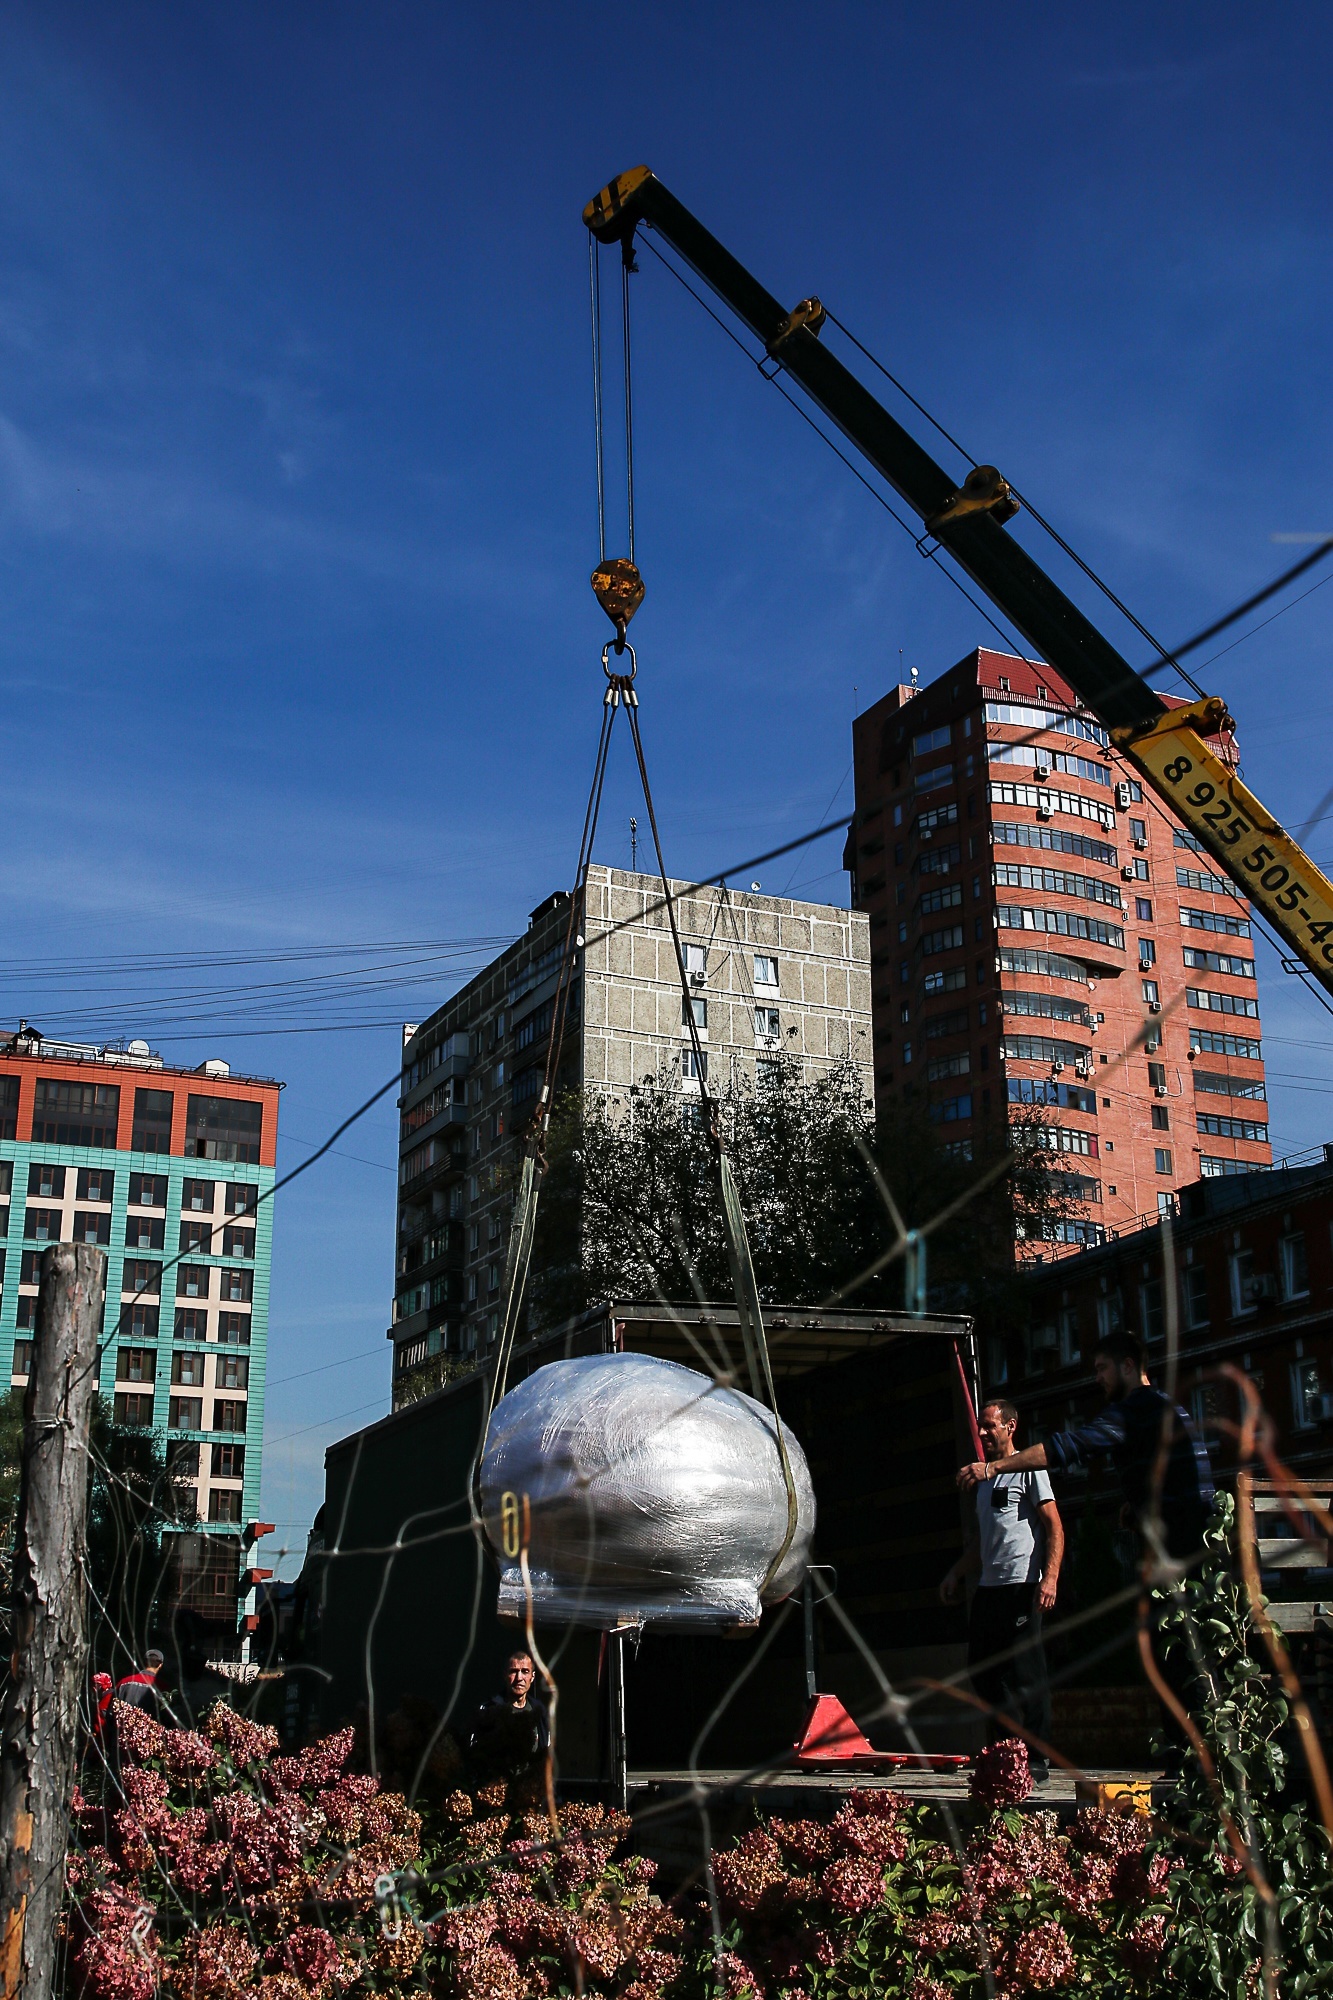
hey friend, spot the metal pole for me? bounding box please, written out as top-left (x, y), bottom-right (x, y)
top-left (609, 1630), bottom-right (627, 1813)
top-left (802, 1575), bottom-right (817, 1702)
top-left (0, 1244), bottom-right (104, 2000)
top-left (904, 1230), bottom-right (927, 1315)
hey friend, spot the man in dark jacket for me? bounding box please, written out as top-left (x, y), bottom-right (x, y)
top-left (116, 1649), bottom-right (171, 1718)
top-left (957, 1331), bottom-right (1213, 1559)
top-left (468, 1650), bottom-right (549, 1780)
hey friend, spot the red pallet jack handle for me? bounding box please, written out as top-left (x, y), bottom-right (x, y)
top-left (793, 1693), bottom-right (967, 1772)
top-left (791, 1343), bottom-right (980, 1774)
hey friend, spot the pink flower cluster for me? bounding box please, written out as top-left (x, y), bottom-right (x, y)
top-left (1005, 1918), bottom-right (1077, 1991)
top-left (268, 1729), bottom-right (356, 1795)
top-left (1120, 1910), bottom-right (1168, 1977)
top-left (69, 1886), bottom-right (160, 2000)
top-left (172, 1919), bottom-right (259, 2000)
top-left (268, 1925), bottom-right (343, 1993)
top-left (969, 1737), bottom-right (1032, 1809)
top-left (70, 1705), bottom-right (426, 2000)
top-left (711, 1831), bottom-right (789, 1918)
top-left (428, 1797), bottom-right (679, 2000)
top-left (704, 1792), bottom-right (1179, 1997)
top-left (821, 1856), bottom-right (884, 1918)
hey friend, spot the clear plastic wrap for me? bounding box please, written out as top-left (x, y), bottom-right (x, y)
top-left (478, 1352), bottom-right (815, 1629)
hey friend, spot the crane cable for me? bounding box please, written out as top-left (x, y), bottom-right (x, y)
top-left (605, 235), bottom-right (799, 1587)
top-left (621, 688), bottom-right (801, 1597)
top-left (484, 244), bottom-right (801, 1598)
top-left (589, 236), bottom-right (607, 565)
top-left (483, 692), bottom-right (619, 1431)
top-left (487, 247), bottom-right (646, 1431)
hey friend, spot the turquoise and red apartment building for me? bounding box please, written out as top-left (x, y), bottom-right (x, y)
top-left (0, 1025), bottom-right (279, 1552)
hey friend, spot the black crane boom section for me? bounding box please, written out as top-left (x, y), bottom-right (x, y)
top-left (585, 166), bottom-right (1165, 737)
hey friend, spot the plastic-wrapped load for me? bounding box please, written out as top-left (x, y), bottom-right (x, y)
top-left (478, 1352), bottom-right (815, 1629)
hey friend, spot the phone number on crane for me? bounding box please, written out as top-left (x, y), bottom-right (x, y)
top-left (1146, 741), bottom-right (1333, 968)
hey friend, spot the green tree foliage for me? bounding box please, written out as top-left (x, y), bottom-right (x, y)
top-left (85, 1400), bottom-right (195, 1675)
top-left (530, 1055), bottom-right (1072, 1327)
top-left (1155, 1493), bottom-right (1333, 1995)
top-left (0, 1388), bottom-right (190, 1686)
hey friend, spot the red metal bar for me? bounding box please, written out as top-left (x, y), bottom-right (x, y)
top-left (952, 1337), bottom-right (984, 1461)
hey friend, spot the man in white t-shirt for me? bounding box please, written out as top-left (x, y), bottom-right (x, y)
top-left (939, 1397), bottom-right (1063, 1783)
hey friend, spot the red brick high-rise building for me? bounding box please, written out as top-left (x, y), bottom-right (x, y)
top-left (846, 648), bottom-right (1271, 1252)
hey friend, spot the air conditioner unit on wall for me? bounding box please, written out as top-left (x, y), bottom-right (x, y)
top-left (1034, 763), bottom-right (1050, 780)
top-left (1134, 836), bottom-right (1149, 851)
top-left (1148, 1001), bottom-right (1162, 1014)
top-left (1036, 805), bottom-right (1052, 821)
top-left (1155, 1084), bottom-right (1168, 1097)
top-left (1122, 865), bottom-right (1135, 880)
top-left (1115, 783), bottom-right (1133, 808)
top-left (1243, 1273), bottom-right (1279, 1306)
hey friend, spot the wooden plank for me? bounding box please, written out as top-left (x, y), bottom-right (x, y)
top-left (1257, 1540), bottom-right (1331, 1569)
top-left (1264, 1603), bottom-right (1328, 1633)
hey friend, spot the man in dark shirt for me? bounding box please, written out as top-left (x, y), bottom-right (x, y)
top-left (116, 1649), bottom-right (172, 1720)
top-left (957, 1331), bottom-right (1214, 1560)
top-left (468, 1649), bottom-right (549, 1779)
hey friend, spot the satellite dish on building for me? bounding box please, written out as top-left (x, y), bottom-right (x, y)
top-left (478, 1352), bottom-right (815, 1630)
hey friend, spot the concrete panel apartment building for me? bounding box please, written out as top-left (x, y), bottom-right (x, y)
top-left (390, 864), bottom-right (872, 1405)
top-left (0, 1027), bottom-right (279, 1556)
top-left (846, 648), bottom-right (1270, 1253)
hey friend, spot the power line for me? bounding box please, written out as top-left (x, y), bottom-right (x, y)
top-left (266, 1397), bottom-right (386, 1449)
top-left (0, 936), bottom-right (512, 978)
top-left (1157, 538), bottom-right (1333, 671)
top-left (267, 1346), bottom-right (384, 1389)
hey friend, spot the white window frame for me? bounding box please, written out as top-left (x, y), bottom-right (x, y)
top-left (1291, 1359), bottom-right (1327, 1431)
top-left (1229, 1248), bottom-right (1255, 1317)
top-left (1280, 1233), bottom-right (1309, 1302)
top-left (753, 954), bottom-right (779, 989)
top-left (1181, 1264), bottom-right (1209, 1331)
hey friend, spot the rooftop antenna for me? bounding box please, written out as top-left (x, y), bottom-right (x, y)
top-left (909, 664), bottom-right (920, 689)
top-left (629, 815), bottom-right (638, 870)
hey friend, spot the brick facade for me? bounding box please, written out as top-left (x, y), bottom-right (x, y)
top-left (1006, 1158), bottom-right (1333, 1483)
top-left (846, 647), bottom-right (1271, 1257)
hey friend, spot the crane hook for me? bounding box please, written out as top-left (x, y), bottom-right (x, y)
top-left (591, 557), bottom-right (645, 651)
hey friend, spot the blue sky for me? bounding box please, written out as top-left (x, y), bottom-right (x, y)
top-left (1, 4), bottom-right (1330, 1564)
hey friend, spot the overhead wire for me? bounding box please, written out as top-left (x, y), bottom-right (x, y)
top-left (1155, 536), bottom-right (1333, 672)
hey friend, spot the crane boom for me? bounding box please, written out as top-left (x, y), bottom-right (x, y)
top-left (584, 165), bottom-right (1333, 998)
